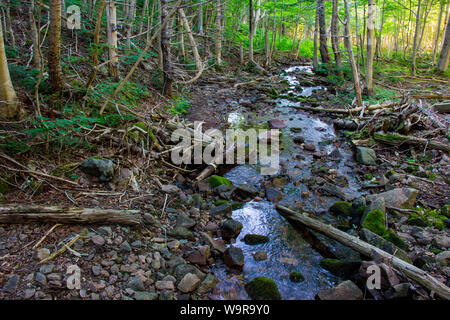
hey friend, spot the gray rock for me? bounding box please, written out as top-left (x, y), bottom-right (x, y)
top-left (174, 264), bottom-right (205, 282)
top-left (127, 276), bottom-right (145, 291)
top-left (223, 246), bottom-right (244, 269)
top-left (176, 212), bottom-right (196, 229)
top-left (368, 197), bottom-right (386, 214)
top-left (80, 158), bottom-right (115, 182)
top-left (220, 219), bottom-right (243, 241)
top-left (39, 264), bottom-right (54, 274)
top-left (253, 251), bottom-right (268, 261)
top-left (234, 184), bottom-right (259, 198)
top-left (435, 251), bottom-right (450, 266)
top-left (91, 234), bottom-right (105, 246)
top-left (155, 280), bottom-right (175, 290)
top-left (36, 248), bottom-right (51, 261)
top-left (167, 227), bottom-right (194, 241)
top-left (366, 188), bottom-right (418, 209)
top-left (24, 288), bottom-right (36, 299)
top-left (131, 240), bottom-right (143, 248)
top-left (166, 256), bottom-right (185, 272)
top-left (210, 203), bottom-right (232, 218)
top-left (361, 229), bottom-right (411, 263)
top-left (97, 226), bottom-right (112, 237)
top-left (265, 187), bottom-right (283, 202)
top-left (134, 291), bottom-right (158, 300)
top-left (2, 275), bottom-right (19, 293)
top-left (178, 273), bottom-right (201, 293)
top-left (143, 213), bottom-right (162, 227)
top-left (386, 283), bottom-right (411, 300)
top-left (35, 272), bottom-right (47, 287)
top-left (355, 146), bottom-right (376, 165)
top-left (317, 280), bottom-right (363, 300)
top-left (119, 241), bottom-right (132, 253)
top-left (197, 274), bottom-right (219, 294)
top-left (432, 235), bottom-right (450, 250)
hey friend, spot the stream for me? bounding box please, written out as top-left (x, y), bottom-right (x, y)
top-left (210, 65), bottom-right (365, 300)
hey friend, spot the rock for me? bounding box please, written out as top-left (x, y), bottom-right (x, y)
top-left (174, 264), bottom-right (205, 282)
top-left (178, 273), bottom-right (201, 293)
top-left (242, 234), bottom-right (269, 245)
top-left (155, 281), bottom-right (175, 291)
top-left (293, 136), bottom-right (305, 144)
top-left (360, 261), bottom-right (400, 290)
top-left (166, 256), bottom-right (185, 272)
top-left (245, 277), bottom-right (281, 300)
top-left (168, 227), bottom-right (194, 241)
top-left (167, 240), bottom-right (181, 250)
top-left (97, 226), bottom-right (112, 237)
top-left (223, 246), bottom-right (244, 269)
top-left (127, 276), bottom-right (145, 291)
top-left (134, 291), bottom-right (158, 300)
top-left (131, 240), bottom-right (143, 248)
top-left (361, 209), bottom-right (386, 236)
top-left (303, 143), bottom-right (316, 151)
top-left (289, 272), bottom-right (305, 282)
top-left (24, 288), bottom-right (36, 299)
top-left (329, 201), bottom-right (353, 216)
top-left (80, 158), bottom-right (115, 182)
top-left (320, 183), bottom-right (349, 201)
top-left (265, 187), bottom-right (283, 202)
top-left (208, 175), bottom-right (232, 188)
top-left (205, 222), bottom-right (219, 233)
top-left (435, 251), bottom-right (450, 266)
top-left (253, 251), bottom-right (267, 261)
top-left (385, 283), bottom-right (411, 300)
top-left (234, 184), bottom-right (259, 198)
top-left (2, 275), bottom-right (19, 293)
top-left (210, 203), bottom-right (232, 218)
top-left (119, 241), bottom-right (132, 253)
top-left (161, 184), bottom-right (181, 193)
top-left (367, 197), bottom-right (386, 214)
top-left (328, 148), bottom-right (342, 160)
top-left (220, 219), bottom-right (243, 240)
top-left (320, 259), bottom-right (361, 278)
top-left (366, 188), bottom-right (418, 209)
top-left (143, 213), bottom-right (162, 227)
top-left (361, 228), bottom-right (411, 263)
top-left (91, 234), bottom-right (105, 246)
top-left (355, 146), bottom-right (376, 165)
top-left (432, 234), bottom-right (450, 250)
top-left (35, 272), bottom-right (47, 287)
top-left (317, 280), bottom-right (363, 300)
top-left (39, 264), bottom-right (54, 274)
top-left (36, 248), bottom-right (51, 261)
top-left (176, 212), bottom-right (196, 229)
top-left (197, 274), bottom-right (219, 294)
top-left (268, 119), bottom-right (287, 129)
top-left (187, 245), bottom-right (211, 266)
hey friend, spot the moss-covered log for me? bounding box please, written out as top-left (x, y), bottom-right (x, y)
top-left (373, 132), bottom-right (450, 153)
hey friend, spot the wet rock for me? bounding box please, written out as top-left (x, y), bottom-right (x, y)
top-left (187, 245), bottom-right (211, 266)
top-left (131, 240), bottom-right (143, 248)
top-left (35, 272), bottom-right (47, 287)
top-left (432, 234), bottom-right (450, 250)
top-left (361, 209), bottom-right (386, 236)
top-left (329, 201), bottom-right (352, 216)
top-left (168, 227), bottom-right (194, 241)
top-left (289, 272), bottom-right (305, 282)
top-left (355, 147), bottom-right (376, 165)
top-left (234, 184), bottom-right (259, 198)
top-left (360, 261), bottom-right (400, 289)
top-left (205, 222), bottom-right (219, 234)
top-left (143, 213), bottom-right (162, 228)
top-left (242, 234), bottom-right (269, 245)
top-left (174, 264), bottom-right (205, 282)
top-left (119, 241), bottom-right (132, 253)
top-left (320, 183), bottom-right (349, 200)
top-left (366, 197), bottom-right (386, 216)
top-left (265, 187), bottom-right (283, 202)
top-left (39, 264), bottom-right (54, 274)
top-left (293, 136), bottom-right (305, 144)
top-left (97, 226), bottom-right (112, 237)
top-left (361, 228), bottom-right (411, 263)
top-left (210, 203), bottom-right (232, 218)
top-left (91, 234), bottom-right (105, 246)
top-left (166, 256), bottom-right (185, 272)
top-left (303, 143), bottom-right (316, 151)
top-left (435, 251), bottom-right (450, 266)
top-left (178, 273), bottom-right (201, 293)
top-left (385, 283), bottom-right (411, 300)
top-left (245, 277), bottom-right (281, 300)
top-left (208, 175), bottom-right (232, 188)
top-left (223, 246), bottom-right (244, 269)
top-left (317, 280), bottom-right (363, 300)
top-left (2, 275), bottom-right (19, 293)
top-left (268, 119), bottom-right (287, 129)
top-left (24, 288), bottom-right (36, 299)
top-left (328, 148), bottom-right (342, 160)
top-left (220, 219), bottom-right (243, 241)
top-left (320, 259), bottom-right (361, 278)
top-left (134, 291), bottom-right (158, 300)
top-left (253, 251), bottom-right (267, 261)
top-left (80, 158), bottom-right (115, 182)
top-left (176, 212), bottom-right (196, 229)
top-left (197, 274), bottom-right (219, 294)
top-left (366, 188), bottom-right (418, 209)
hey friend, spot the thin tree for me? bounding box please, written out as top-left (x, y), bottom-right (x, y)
top-left (49, 0), bottom-right (64, 93)
top-left (433, 0), bottom-right (445, 64)
top-left (313, 2), bottom-right (319, 70)
top-left (318, 0), bottom-right (331, 67)
top-left (331, 0), bottom-right (344, 78)
top-left (438, 16), bottom-right (450, 71)
top-left (411, 0), bottom-right (422, 75)
top-left (365, 0), bottom-right (375, 96)
top-left (161, 0), bottom-right (173, 96)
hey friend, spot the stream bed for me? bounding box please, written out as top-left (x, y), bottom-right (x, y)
top-left (210, 65), bottom-right (365, 300)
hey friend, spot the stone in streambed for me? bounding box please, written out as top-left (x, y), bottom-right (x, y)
top-left (320, 259), bottom-right (361, 278)
top-left (80, 158), bottom-right (115, 182)
top-left (329, 201), bottom-right (352, 216)
top-left (317, 280), bottom-right (363, 300)
top-left (208, 175), bottom-right (232, 188)
top-left (242, 234), bottom-right (269, 245)
top-left (355, 146), bottom-right (376, 165)
top-left (220, 219), bottom-right (243, 240)
top-left (245, 277), bottom-right (281, 300)
top-left (167, 227), bottom-right (194, 241)
top-left (223, 246), bottom-right (244, 269)
top-left (289, 272), bottom-right (305, 283)
top-left (366, 188), bottom-right (418, 209)
top-left (178, 273), bottom-right (201, 293)
top-left (253, 251), bottom-right (267, 261)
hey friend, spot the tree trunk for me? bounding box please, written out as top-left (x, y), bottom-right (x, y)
top-left (0, 11), bottom-right (18, 119)
top-left (249, 0), bottom-right (254, 61)
top-left (433, 0), bottom-right (445, 64)
top-left (318, 0), bottom-right (331, 66)
top-left (160, 0), bottom-right (173, 96)
top-left (365, 0), bottom-right (375, 95)
top-left (343, 0), bottom-right (362, 107)
top-left (313, 3), bottom-right (319, 70)
top-left (106, 1), bottom-right (119, 79)
top-left (215, 0), bottom-right (223, 66)
top-left (438, 16), bottom-right (450, 71)
top-left (411, 0), bottom-right (422, 75)
top-left (126, 0), bottom-right (136, 49)
top-left (29, 0), bottom-right (41, 70)
top-left (49, 0), bottom-right (64, 93)
top-left (375, 0), bottom-right (386, 58)
top-left (331, 0), bottom-right (343, 78)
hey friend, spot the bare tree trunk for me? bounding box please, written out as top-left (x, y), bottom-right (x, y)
top-left (354, 1), bottom-right (360, 72)
top-left (411, 0), bottom-right (422, 75)
top-left (375, 0), bottom-right (386, 58)
top-left (106, 1), bottom-right (119, 79)
top-left (29, 0), bottom-right (41, 70)
top-left (433, 0), bottom-right (445, 64)
top-left (249, 0), bottom-right (254, 61)
top-left (438, 16), bottom-right (450, 71)
top-left (215, 0), bottom-right (223, 66)
top-left (342, 0), bottom-right (362, 107)
top-left (160, 0), bottom-right (173, 96)
top-left (49, 0), bottom-right (64, 93)
top-left (126, 0), bottom-right (136, 49)
top-left (269, 3), bottom-right (277, 63)
top-left (0, 10), bottom-right (18, 119)
top-left (291, 6), bottom-right (301, 53)
top-left (139, 0), bottom-right (150, 34)
top-left (365, 0), bottom-right (375, 96)
top-left (313, 3), bottom-right (319, 70)
top-left (331, 0), bottom-right (343, 78)
top-left (198, 2), bottom-right (204, 35)
top-left (86, 0), bottom-right (106, 91)
top-left (318, 0), bottom-right (331, 67)
top-left (178, 8), bottom-right (201, 71)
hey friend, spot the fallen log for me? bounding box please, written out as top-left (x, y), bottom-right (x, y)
top-left (0, 205), bottom-right (142, 226)
top-left (411, 94), bottom-right (450, 100)
top-left (373, 132), bottom-right (450, 153)
top-left (291, 101), bottom-right (399, 115)
top-left (433, 101), bottom-right (450, 113)
top-left (275, 205), bottom-right (450, 300)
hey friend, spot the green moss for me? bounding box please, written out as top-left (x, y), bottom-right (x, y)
top-left (430, 248), bottom-right (443, 255)
top-left (384, 170), bottom-right (397, 178)
top-left (243, 234), bottom-right (269, 245)
top-left (441, 205), bottom-right (450, 218)
top-left (214, 200), bottom-right (243, 210)
top-left (289, 272), bottom-right (305, 283)
top-left (434, 219), bottom-right (445, 231)
top-left (330, 201), bottom-right (353, 216)
top-left (361, 209), bottom-right (386, 236)
top-left (364, 173), bottom-right (374, 180)
top-left (208, 175), bottom-right (232, 188)
top-left (354, 206), bottom-right (367, 218)
top-left (245, 277), bottom-right (281, 300)
top-left (382, 230), bottom-right (408, 251)
top-left (320, 259), bottom-right (361, 278)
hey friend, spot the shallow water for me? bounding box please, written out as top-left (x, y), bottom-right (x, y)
top-left (212, 65), bottom-right (363, 300)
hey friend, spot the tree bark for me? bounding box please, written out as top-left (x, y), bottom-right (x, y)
top-left (318, 0), bottom-right (331, 66)
top-left (313, 3), bottom-right (319, 70)
top-left (160, 0), bottom-right (173, 96)
top-left (365, 0), bottom-right (375, 95)
top-left (438, 16), bottom-right (450, 71)
top-left (331, 0), bottom-right (344, 78)
top-left (106, 1), bottom-right (119, 79)
top-left (49, 0), bottom-right (64, 93)
top-left (433, 0), bottom-right (445, 64)
top-left (411, 0), bottom-right (422, 75)
top-left (249, 0), bottom-right (254, 62)
top-left (215, 0), bottom-right (224, 66)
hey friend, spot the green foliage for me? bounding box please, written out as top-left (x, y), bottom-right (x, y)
top-left (169, 97), bottom-right (191, 115)
top-left (0, 139), bottom-right (31, 155)
top-left (8, 65), bottom-right (43, 92)
top-left (208, 175), bottom-right (232, 188)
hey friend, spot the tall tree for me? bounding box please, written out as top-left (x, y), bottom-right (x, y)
top-left (313, 4), bottom-right (319, 70)
top-left (249, 0), bottom-right (254, 61)
top-left (438, 16), bottom-right (450, 71)
top-left (106, 1), bottom-right (119, 79)
top-left (331, 0), bottom-right (344, 78)
top-left (215, 0), bottom-right (224, 66)
top-left (318, 0), bottom-right (331, 67)
top-left (365, 0), bottom-right (375, 96)
top-left (411, 0), bottom-right (422, 75)
top-left (160, 0), bottom-right (173, 96)
top-left (433, 0), bottom-right (445, 64)
top-left (49, 0), bottom-right (64, 93)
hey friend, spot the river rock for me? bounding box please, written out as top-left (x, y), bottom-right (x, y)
top-left (355, 146), bottom-right (376, 165)
top-left (127, 276), bottom-right (145, 291)
top-left (245, 277), bottom-right (281, 300)
top-left (197, 274), bottom-right (219, 294)
top-left (360, 228), bottom-right (411, 263)
top-left (174, 264), bottom-right (205, 282)
top-left (155, 281), bottom-right (175, 291)
top-left (320, 259), bottom-right (361, 278)
top-left (210, 203), bottom-right (232, 218)
top-left (234, 184), bottom-right (259, 198)
top-left (176, 212), bottom-right (196, 229)
top-left (265, 187), bottom-right (283, 202)
top-left (329, 201), bottom-right (352, 216)
top-left (366, 188), bottom-right (418, 209)
top-left (2, 275), bottom-right (19, 293)
top-left (360, 261), bottom-right (400, 290)
top-left (80, 158), bottom-right (115, 182)
top-left (187, 245), bottom-right (211, 266)
top-left (167, 227), bottom-right (194, 241)
top-left (268, 119), bottom-right (287, 129)
top-left (242, 234), bottom-right (269, 245)
top-left (385, 283), bottom-right (411, 300)
top-left (220, 219), bottom-right (243, 240)
top-left (317, 280), bottom-right (363, 300)
top-left (435, 251), bottom-right (450, 266)
top-left (223, 246), bottom-right (244, 269)
top-left (253, 251), bottom-right (267, 261)
top-left (178, 273), bottom-right (201, 293)
top-left (134, 291), bottom-right (158, 300)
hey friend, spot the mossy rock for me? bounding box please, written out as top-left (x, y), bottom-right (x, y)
top-left (330, 201), bottom-right (353, 216)
top-left (382, 230), bottom-right (408, 251)
top-left (354, 206), bottom-right (367, 218)
top-left (407, 214), bottom-right (427, 227)
top-left (433, 219), bottom-right (445, 231)
top-left (289, 272), bottom-right (305, 283)
top-left (320, 259), bottom-right (361, 278)
top-left (245, 277), bottom-right (281, 300)
top-left (214, 200), bottom-right (243, 210)
top-left (441, 204), bottom-right (450, 218)
top-left (242, 234), bottom-right (269, 245)
top-left (208, 175), bottom-right (232, 188)
top-left (361, 209), bottom-right (386, 236)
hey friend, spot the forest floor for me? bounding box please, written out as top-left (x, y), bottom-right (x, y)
top-left (0, 53), bottom-right (449, 300)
